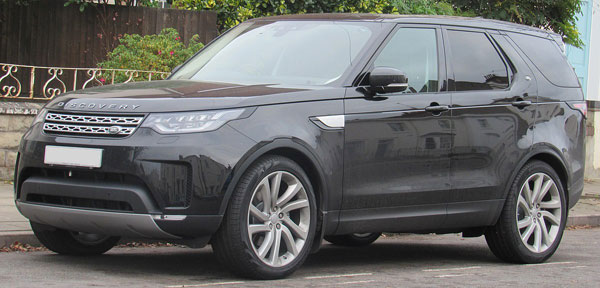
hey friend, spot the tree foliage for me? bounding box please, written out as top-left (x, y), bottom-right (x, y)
top-left (0, 0), bottom-right (38, 5)
top-left (97, 28), bottom-right (204, 82)
top-left (452, 0), bottom-right (582, 47)
top-left (173, 0), bottom-right (582, 46)
top-left (172, 0), bottom-right (466, 31)
top-left (65, 0), bottom-right (159, 12)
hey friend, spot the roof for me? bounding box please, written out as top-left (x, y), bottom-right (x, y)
top-left (251, 13), bottom-right (559, 39)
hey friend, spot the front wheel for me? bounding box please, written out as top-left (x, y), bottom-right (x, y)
top-left (212, 156), bottom-right (317, 279)
top-left (31, 222), bottom-right (120, 255)
top-left (485, 160), bottom-right (567, 263)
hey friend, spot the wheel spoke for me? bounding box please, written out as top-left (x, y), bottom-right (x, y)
top-left (518, 217), bottom-right (533, 229)
top-left (259, 178), bottom-right (272, 212)
top-left (283, 216), bottom-right (308, 240)
top-left (281, 199), bottom-right (309, 214)
top-left (249, 204), bottom-right (269, 222)
top-left (257, 231), bottom-right (274, 258)
top-left (521, 222), bottom-right (535, 243)
top-left (533, 224), bottom-right (542, 252)
top-left (541, 211), bottom-right (561, 225)
top-left (270, 172), bottom-right (282, 206)
top-left (281, 225), bottom-right (298, 256)
top-left (276, 182), bottom-right (302, 207)
top-left (540, 199), bottom-right (561, 209)
top-left (248, 224), bottom-right (270, 235)
top-left (518, 195), bottom-right (530, 213)
top-left (523, 184), bottom-right (533, 207)
top-left (538, 218), bottom-right (552, 247)
top-left (531, 174), bottom-right (544, 205)
top-left (269, 228), bottom-right (282, 265)
top-left (536, 180), bottom-right (553, 204)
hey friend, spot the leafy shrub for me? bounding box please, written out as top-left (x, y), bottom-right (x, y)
top-left (97, 28), bottom-right (204, 82)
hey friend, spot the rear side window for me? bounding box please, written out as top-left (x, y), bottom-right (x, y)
top-left (507, 32), bottom-right (579, 87)
top-left (447, 30), bottom-right (509, 91)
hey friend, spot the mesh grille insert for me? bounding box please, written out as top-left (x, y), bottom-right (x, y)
top-left (43, 112), bottom-right (144, 137)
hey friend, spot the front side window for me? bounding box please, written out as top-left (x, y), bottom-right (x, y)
top-left (170, 21), bottom-right (380, 86)
top-left (447, 30), bottom-right (509, 91)
top-left (373, 27), bottom-right (439, 93)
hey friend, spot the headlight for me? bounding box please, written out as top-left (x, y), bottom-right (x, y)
top-left (140, 109), bottom-right (245, 134)
top-left (32, 108), bottom-right (47, 126)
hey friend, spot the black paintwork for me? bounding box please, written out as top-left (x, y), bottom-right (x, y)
top-left (14, 15), bottom-right (585, 239)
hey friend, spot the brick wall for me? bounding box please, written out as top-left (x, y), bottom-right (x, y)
top-left (0, 101), bottom-right (43, 181)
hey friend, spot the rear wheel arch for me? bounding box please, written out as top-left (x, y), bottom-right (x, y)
top-left (529, 153), bottom-right (569, 201)
top-left (497, 148), bottom-right (570, 218)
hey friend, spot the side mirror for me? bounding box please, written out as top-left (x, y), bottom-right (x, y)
top-left (369, 67), bottom-right (408, 94)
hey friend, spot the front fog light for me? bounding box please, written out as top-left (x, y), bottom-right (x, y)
top-left (140, 109), bottom-right (245, 134)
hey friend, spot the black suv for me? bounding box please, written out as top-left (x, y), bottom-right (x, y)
top-left (15, 14), bottom-right (586, 279)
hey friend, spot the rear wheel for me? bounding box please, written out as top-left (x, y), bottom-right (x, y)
top-left (325, 233), bottom-right (382, 247)
top-left (31, 222), bottom-right (120, 255)
top-left (212, 156), bottom-right (317, 279)
top-left (485, 160), bottom-right (566, 263)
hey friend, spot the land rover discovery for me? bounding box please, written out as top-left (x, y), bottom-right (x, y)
top-left (15, 14), bottom-right (586, 279)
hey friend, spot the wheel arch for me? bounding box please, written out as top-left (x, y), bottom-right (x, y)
top-left (218, 139), bottom-right (328, 216)
top-left (496, 146), bottom-right (571, 222)
top-left (529, 152), bottom-right (569, 200)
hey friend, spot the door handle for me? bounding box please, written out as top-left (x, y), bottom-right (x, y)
top-left (511, 100), bottom-right (532, 108)
top-left (425, 105), bottom-right (450, 113)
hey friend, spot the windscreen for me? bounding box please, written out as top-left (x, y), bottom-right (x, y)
top-left (170, 21), bottom-right (379, 86)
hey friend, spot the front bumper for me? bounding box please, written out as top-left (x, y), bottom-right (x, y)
top-left (15, 123), bottom-right (256, 238)
top-left (17, 201), bottom-right (181, 239)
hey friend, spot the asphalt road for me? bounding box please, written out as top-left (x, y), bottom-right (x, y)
top-left (1, 228), bottom-right (599, 287)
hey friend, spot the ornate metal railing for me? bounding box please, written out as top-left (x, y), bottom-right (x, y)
top-left (0, 63), bottom-right (170, 100)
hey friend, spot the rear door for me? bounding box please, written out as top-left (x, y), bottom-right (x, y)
top-left (443, 27), bottom-right (537, 228)
top-left (338, 25), bottom-right (452, 234)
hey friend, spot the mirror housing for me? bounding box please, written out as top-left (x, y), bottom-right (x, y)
top-left (369, 67), bottom-right (408, 94)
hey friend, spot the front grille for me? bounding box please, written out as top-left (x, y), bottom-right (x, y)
top-left (43, 112), bottom-right (144, 137)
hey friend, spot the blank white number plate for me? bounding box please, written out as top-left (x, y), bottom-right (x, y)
top-left (44, 146), bottom-right (103, 168)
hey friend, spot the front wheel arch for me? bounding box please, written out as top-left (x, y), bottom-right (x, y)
top-left (218, 139), bottom-right (328, 216)
top-left (216, 140), bottom-right (330, 253)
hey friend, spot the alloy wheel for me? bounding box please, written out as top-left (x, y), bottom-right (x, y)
top-left (247, 171), bottom-right (311, 267)
top-left (516, 172), bottom-right (562, 253)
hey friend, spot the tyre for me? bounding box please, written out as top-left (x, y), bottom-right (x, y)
top-left (325, 233), bottom-right (382, 247)
top-left (485, 160), bottom-right (567, 263)
top-left (212, 155), bottom-right (317, 279)
top-left (31, 222), bottom-right (120, 255)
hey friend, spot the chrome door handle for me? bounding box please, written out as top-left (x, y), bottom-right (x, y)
top-left (425, 105), bottom-right (450, 113)
top-left (511, 100), bottom-right (532, 108)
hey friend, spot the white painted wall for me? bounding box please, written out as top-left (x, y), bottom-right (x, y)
top-left (588, 0), bottom-right (600, 101)
top-left (585, 1), bottom-right (600, 179)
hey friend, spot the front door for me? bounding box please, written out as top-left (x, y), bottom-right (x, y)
top-left (338, 25), bottom-right (452, 234)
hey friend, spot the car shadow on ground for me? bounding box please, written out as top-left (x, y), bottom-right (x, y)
top-left (27, 238), bottom-right (500, 279)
